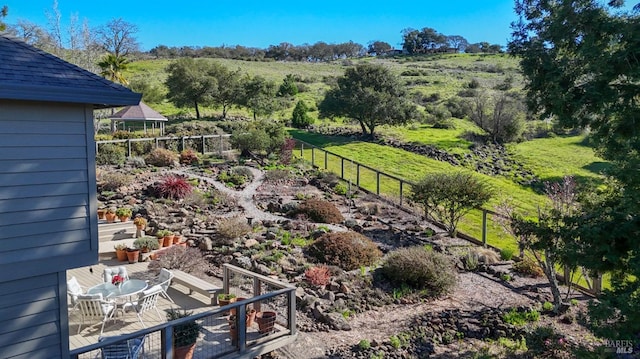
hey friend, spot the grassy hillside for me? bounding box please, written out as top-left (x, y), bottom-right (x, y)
top-left (124, 53), bottom-right (522, 120)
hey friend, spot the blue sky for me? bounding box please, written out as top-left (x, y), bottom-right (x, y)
top-left (2, 1), bottom-right (632, 51)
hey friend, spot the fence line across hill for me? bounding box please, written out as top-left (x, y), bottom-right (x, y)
top-left (293, 139), bottom-right (603, 295)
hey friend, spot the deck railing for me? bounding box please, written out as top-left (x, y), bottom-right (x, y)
top-left (70, 264), bottom-right (296, 359)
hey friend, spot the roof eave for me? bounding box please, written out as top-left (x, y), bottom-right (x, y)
top-left (0, 84), bottom-right (142, 108)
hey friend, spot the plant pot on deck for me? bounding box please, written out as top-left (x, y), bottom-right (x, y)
top-left (126, 248), bottom-right (140, 263)
top-left (173, 343), bottom-right (196, 359)
top-left (256, 311), bottom-right (276, 334)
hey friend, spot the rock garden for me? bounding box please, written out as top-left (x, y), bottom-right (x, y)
top-left (96, 146), bottom-right (609, 359)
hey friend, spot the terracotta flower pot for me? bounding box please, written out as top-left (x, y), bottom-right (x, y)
top-left (163, 235), bottom-right (173, 247)
top-left (105, 212), bottom-right (117, 223)
top-left (97, 209), bottom-right (106, 220)
top-left (246, 309), bottom-right (257, 327)
top-left (173, 235), bottom-right (181, 244)
top-left (119, 215), bottom-right (130, 222)
top-left (174, 342), bottom-right (196, 359)
top-left (126, 249), bottom-right (140, 264)
top-left (115, 249), bottom-right (127, 261)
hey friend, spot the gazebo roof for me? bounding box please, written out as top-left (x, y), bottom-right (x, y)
top-left (110, 101), bottom-right (167, 122)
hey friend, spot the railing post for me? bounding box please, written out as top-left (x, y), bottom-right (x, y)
top-left (162, 326), bottom-right (172, 359)
top-left (482, 210), bottom-right (488, 247)
top-left (399, 180), bottom-right (404, 206)
top-left (253, 277), bottom-right (261, 313)
top-left (219, 134), bottom-right (223, 155)
top-left (356, 164), bottom-right (360, 187)
top-left (201, 135), bottom-right (206, 154)
top-left (324, 151), bottom-right (328, 170)
top-left (593, 273), bottom-right (602, 295)
top-left (341, 157), bottom-right (344, 179)
top-left (155, 137), bottom-right (159, 149)
top-left (223, 265), bottom-right (229, 294)
top-left (127, 139), bottom-right (132, 158)
top-left (288, 288), bottom-right (297, 336)
top-left (376, 171), bottom-right (380, 195)
top-left (238, 304), bottom-right (247, 352)
top-left (300, 142), bottom-right (304, 157)
top-left (181, 136), bottom-right (185, 152)
top-left (311, 147), bottom-right (315, 167)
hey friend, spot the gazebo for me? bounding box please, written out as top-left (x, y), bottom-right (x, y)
top-left (109, 101), bottom-right (167, 135)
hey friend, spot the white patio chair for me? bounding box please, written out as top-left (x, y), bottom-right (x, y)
top-left (67, 276), bottom-right (85, 310)
top-left (123, 285), bottom-right (164, 328)
top-left (99, 335), bottom-right (146, 359)
top-left (103, 267), bottom-right (130, 284)
top-left (149, 268), bottom-right (174, 303)
top-left (76, 293), bottom-right (116, 336)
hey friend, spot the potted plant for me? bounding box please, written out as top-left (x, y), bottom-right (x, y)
top-left (133, 236), bottom-right (159, 253)
top-left (126, 247), bottom-right (140, 263)
top-left (133, 215), bottom-right (147, 237)
top-left (162, 230), bottom-right (174, 247)
top-left (218, 293), bottom-right (236, 315)
top-left (105, 207), bottom-right (117, 223)
top-left (115, 207), bottom-right (132, 222)
top-left (114, 243), bottom-right (128, 261)
top-left (167, 308), bottom-right (203, 359)
top-left (97, 208), bottom-right (106, 220)
top-left (256, 311), bottom-right (277, 334)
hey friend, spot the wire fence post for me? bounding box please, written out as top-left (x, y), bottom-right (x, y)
top-left (324, 151), bottom-right (328, 170)
top-left (376, 171), bottom-right (380, 195)
top-left (311, 147), bottom-right (315, 167)
top-left (482, 210), bottom-right (488, 247)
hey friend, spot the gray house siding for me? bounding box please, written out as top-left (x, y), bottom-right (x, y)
top-left (0, 272), bottom-right (68, 359)
top-left (0, 100), bottom-right (98, 357)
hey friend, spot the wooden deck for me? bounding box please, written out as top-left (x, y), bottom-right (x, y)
top-left (68, 258), bottom-right (227, 354)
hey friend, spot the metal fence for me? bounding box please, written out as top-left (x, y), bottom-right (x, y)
top-left (96, 134), bottom-right (232, 158)
top-left (294, 139), bottom-right (603, 294)
top-left (70, 264), bottom-right (297, 359)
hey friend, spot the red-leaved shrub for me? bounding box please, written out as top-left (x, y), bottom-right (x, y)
top-left (304, 265), bottom-right (331, 286)
top-left (156, 175), bottom-right (193, 200)
top-left (179, 149), bottom-right (200, 165)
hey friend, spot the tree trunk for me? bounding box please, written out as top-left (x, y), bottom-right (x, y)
top-left (543, 250), bottom-right (564, 312)
top-left (358, 120), bottom-right (367, 135)
top-left (194, 101), bottom-right (201, 119)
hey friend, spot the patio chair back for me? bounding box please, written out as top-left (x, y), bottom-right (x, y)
top-left (126, 285), bottom-right (164, 327)
top-left (103, 266), bottom-right (129, 284)
top-left (67, 276), bottom-right (84, 308)
top-left (76, 293), bottom-right (115, 335)
top-left (99, 335), bottom-right (145, 359)
top-left (154, 268), bottom-right (174, 303)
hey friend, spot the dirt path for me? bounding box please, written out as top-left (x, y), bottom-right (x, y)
top-left (278, 271), bottom-right (548, 358)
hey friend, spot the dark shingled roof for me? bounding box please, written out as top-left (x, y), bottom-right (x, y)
top-left (110, 101), bottom-right (167, 121)
top-left (0, 34), bottom-right (141, 108)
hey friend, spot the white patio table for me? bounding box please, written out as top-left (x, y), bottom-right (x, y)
top-left (87, 279), bottom-right (148, 317)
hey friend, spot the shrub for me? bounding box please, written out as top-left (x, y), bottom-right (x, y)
top-left (147, 246), bottom-right (211, 275)
top-left (542, 301), bottom-right (554, 311)
top-left (145, 148), bottom-right (178, 167)
top-left (467, 78), bottom-right (481, 89)
top-left (513, 255), bottom-right (544, 277)
top-left (500, 247), bottom-right (515, 261)
top-left (358, 340), bottom-right (371, 350)
top-left (96, 143), bottom-right (126, 165)
top-left (291, 100), bottom-right (314, 128)
top-left (179, 149), bottom-right (200, 165)
top-left (293, 198), bottom-right (344, 224)
top-left (231, 166), bottom-right (254, 181)
top-left (304, 265), bottom-right (331, 286)
top-left (503, 308), bottom-right (540, 326)
top-left (156, 175), bottom-right (193, 200)
top-left (381, 246), bottom-right (457, 296)
top-left (410, 172), bottom-right (493, 236)
top-left (216, 217), bottom-right (252, 244)
top-left (307, 231), bottom-right (382, 271)
top-left (127, 156), bottom-right (146, 168)
top-left (99, 172), bottom-right (134, 191)
top-left (264, 168), bottom-right (293, 183)
top-left (333, 183), bottom-right (348, 196)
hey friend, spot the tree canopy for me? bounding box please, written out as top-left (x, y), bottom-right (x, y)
top-left (318, 63), bottom-right (416, 135)
top-left (165, 58), bottom-right (217, 119)
top-left (509, 0), bottom-right (640, 337)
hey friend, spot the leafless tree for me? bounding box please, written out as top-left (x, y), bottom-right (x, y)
top-left (95, 18), bottom-right (139, 58)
